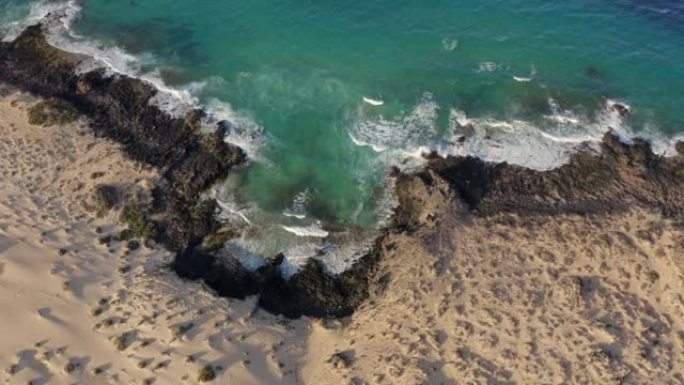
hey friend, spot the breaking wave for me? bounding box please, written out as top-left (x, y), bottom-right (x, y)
top-left (347, 94), bottom-right (682, 173)
top-left (0, 0), bottom-right (265, 153)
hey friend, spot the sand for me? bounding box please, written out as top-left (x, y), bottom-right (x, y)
top-left (304, 202), bottom-right (684, 385)
top-left (1, 89), bottom-right (683, 385)
top-left (0, 91), bottom-right (308, 385)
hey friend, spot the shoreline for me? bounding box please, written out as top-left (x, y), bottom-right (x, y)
top-left (3, 82), bottom-right (684, 385)
top-left (1, 24), bottom-right (683, 321)
top-left (2, 23), bottom-right (684, 385)
top-left (0, 24), bottom-right (381, 319)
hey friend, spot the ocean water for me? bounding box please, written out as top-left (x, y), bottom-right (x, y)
top-left (2, 0), bottom-right (683, 274)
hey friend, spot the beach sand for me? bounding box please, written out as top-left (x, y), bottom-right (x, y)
top-left (0, 92), bottom-right (309, 385)
top-left (1, 90), bottom-right (683, 384)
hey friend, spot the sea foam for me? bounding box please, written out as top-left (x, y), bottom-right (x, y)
top-left (2, 0), bottom-right (265, 152)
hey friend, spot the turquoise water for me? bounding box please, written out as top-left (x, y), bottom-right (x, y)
top-left (2, 0), bottom-right (683, 270)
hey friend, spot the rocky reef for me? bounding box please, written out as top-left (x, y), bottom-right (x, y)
top-left (1, 24), bottom-right (683, 319)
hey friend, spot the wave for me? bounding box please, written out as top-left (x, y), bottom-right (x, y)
top-left (348, 95), bottom-right (681, 172)
top-left (0, 0), bottom-right (265, 153)
top-left (349, 92), bottom-right (439, 154)
top-left (282, 189), bottom-right (310, 219)
top-left (362, 96), bottom-right (384, 106)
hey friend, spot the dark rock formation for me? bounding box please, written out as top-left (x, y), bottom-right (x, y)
top-left (88, 184), bottom-right (119, 215)
top-left (174, 244), bottom-right (381, 318)
top-left (426, 133), bottom-right (684, 219)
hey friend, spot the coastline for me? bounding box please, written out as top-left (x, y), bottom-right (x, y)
top-left (2, 23), bottom-right (684, 320)
top-left (1, 23), bottom-right (684, 385)
top-left (0, 24), bottom-right (380, 319)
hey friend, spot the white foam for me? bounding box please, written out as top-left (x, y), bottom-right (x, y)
top-left (477, 61), bottom-right (499, 73)
top-left (513, 76), bottom-right (532, 82)
top-left (349, 92), bottom-right (439, 155)
top-left (215, 194), bottom-right (253, 226)
top-left (362, 96), bottom-right (384, 106)
top-left (512, 64), bottom-right (537, 83)
top-left (281, 224), bottom-right (329, 238)
top-left (1, 0), bottom-right (81, 42)
top-left (313, 238), bottom-right (375, 276)
top-left (221, 238), bottom-right (266, 271)
top-left (442, 37), bottom-right (459, 51)
top-left (346, 94), bottom-right (666, 172)
top-left (282, 189), bottom-right (310, 219)
top-left (205, 98), bottom-right (266, 159)
top-left (279, 243), bottom-right (321, 279)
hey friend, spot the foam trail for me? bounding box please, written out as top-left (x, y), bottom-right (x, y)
top-left (281, 224), bottom-right (329, 238)
top-left (513, 76), bottom-right (532, 82)
top-left (362, 96), bottom-right (384, 106)
top-left (216, 196), bottom-right (252, 226)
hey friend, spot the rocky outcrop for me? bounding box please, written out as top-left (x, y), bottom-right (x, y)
top-left (427, 134), bottom-right (684, 220)
top-left (174, 243), bottom-right (381, 318)
top-left (2, 24), bottom-right (683, 319)
top-left (676, 141), bottom-right (684, 156)
top-left (0, 25), bottom-right (245, 250)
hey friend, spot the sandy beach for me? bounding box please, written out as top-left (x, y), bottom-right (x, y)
top-left (0, 91), bottom-right (310, 385)
top-left (2, 88), bottom-right (683, 385)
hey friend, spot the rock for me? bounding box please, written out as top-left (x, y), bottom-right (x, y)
top-left (75, 73), bottom-right (94, 94)
top-left (676, 141), bottom-right (684, 156)
top-left (393, 170), bottom-right (452, 231)
top-left (610, 101), bottom-right (631, 117)
top-left (88, 184), bottom-right (118, 214)
top-left (427, 132), bottom-right (684, 219)
top-left (327, 351), bottom-right (354, 369)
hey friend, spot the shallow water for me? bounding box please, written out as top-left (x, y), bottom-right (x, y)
top-left (2, 0), bottom-right (683, 272)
